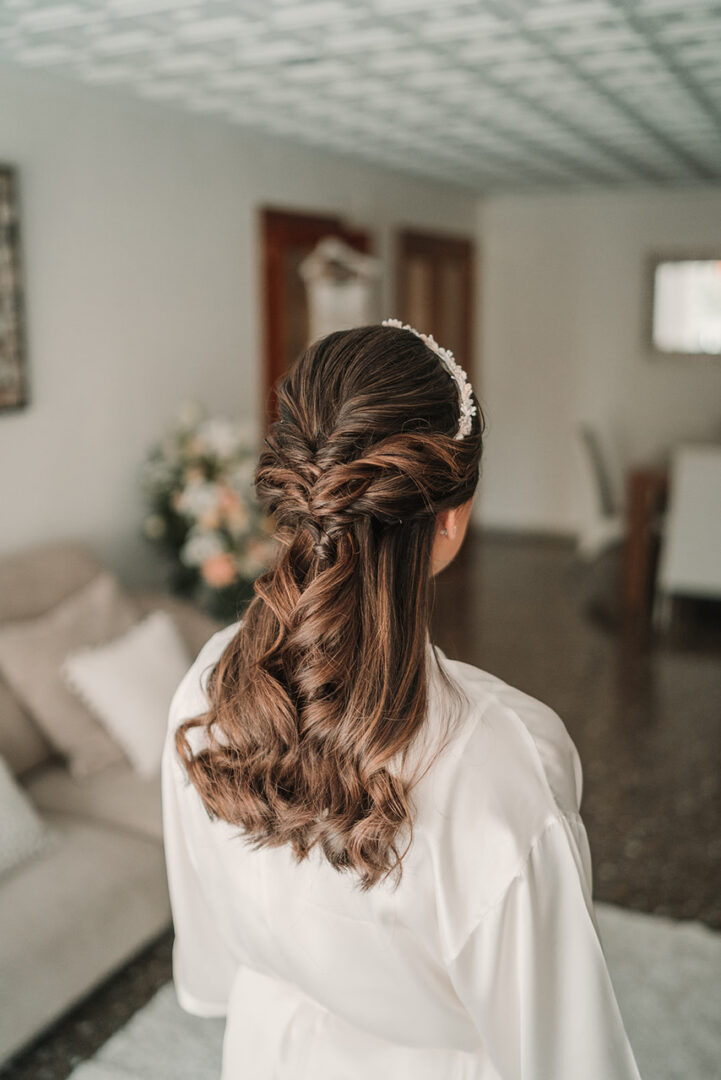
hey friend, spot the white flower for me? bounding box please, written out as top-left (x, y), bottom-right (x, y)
top-left (196, 417), bottom-right (242, 461)
top-left (227, 459), bottom-right (256, 495)
top-left (140, 458), bottom-right (176, 495)
top-left (179, 528), bottom-right (226, 567)
top-left (175, 479), bottom-right (221, 520)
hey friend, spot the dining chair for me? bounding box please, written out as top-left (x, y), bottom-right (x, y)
top-left (574, 423), bottom-right (625, 560)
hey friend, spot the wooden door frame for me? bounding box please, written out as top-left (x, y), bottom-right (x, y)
top-left (260, 207), bottom-right (371, 426)
top-left (395, 227), bottom-right (476, 380)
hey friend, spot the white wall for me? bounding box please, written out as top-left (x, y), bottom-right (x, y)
top-left (0, 61), bottom-right (477, 586)
top-left (476, 187), bottom-right (721, 534)
top-left (6, 62), bottom-right (718, 562)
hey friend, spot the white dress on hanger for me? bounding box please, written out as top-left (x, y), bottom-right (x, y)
top-left (298, 236), bottom-right (380, 344)
top-left (162, 621), bottom-right (642, 1080)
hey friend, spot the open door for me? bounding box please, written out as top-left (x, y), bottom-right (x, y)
top-left (260, 208), bottom-right (371, 426)
top-left (396, 228), bottom-right (476, 383)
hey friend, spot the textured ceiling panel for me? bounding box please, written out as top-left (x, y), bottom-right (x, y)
top-left (0, 0), bottom-right (720, 191)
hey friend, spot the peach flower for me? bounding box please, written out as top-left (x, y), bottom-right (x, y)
top-left (218, 486), bottom-right (250, 535)
top-left (200, 552), bottom-right (238, 588)
top-left (217, 485), bottom-right (241, 514)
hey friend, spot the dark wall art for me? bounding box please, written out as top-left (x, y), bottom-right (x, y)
top-left (0, 165), bottom-right (27, 412)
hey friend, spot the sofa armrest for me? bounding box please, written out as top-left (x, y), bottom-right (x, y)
top-left (127, 590), bottom-right (225, 661)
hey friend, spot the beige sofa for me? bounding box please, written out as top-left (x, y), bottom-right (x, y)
top-left (0, 541), bottom-right (223, 1068)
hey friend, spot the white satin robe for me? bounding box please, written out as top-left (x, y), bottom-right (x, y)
top-left (161, 621), bottom-right (642, 1079)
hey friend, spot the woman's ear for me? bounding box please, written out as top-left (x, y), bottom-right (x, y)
top-left (431, 498), bottom-right (475, 576)
top-left (436, 507), bottom-right (458, 540)
top-left (438, 499), bottom-right (473, 539)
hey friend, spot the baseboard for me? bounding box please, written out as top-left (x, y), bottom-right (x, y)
top-left (471, 524), bottom-right (577, 547)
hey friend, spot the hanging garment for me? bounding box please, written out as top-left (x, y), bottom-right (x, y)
top-left (162, 621), bottom-right (642, 1080)
top-left (298, 236), bottom-right (380, 344)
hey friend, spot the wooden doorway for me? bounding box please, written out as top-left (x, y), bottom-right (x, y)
top-left (260, 208), bottom-right (371, 425)
top-left (396, 229), bottom-right (476, 380)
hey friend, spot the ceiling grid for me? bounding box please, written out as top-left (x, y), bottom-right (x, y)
top-left (0, 0), bottom-right (719, 191)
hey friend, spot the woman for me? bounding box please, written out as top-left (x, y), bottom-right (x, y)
top-left (162, 322), bottom-right (641, 1079)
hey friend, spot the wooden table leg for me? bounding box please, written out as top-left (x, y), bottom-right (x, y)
top-left (622, 468), bottom-right (668, 619)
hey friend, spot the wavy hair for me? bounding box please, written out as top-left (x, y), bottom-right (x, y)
top-left (175, 324), bottom-right (485, 890)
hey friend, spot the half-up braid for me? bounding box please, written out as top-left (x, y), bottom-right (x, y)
top-left (176, 324), bottom-right (485, 890)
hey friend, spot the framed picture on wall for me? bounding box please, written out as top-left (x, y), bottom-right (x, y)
top-left (0, 164), bottom-right (28, 412)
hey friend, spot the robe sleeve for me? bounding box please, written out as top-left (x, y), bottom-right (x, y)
top-left (448, 813), bottom-right (642, 1079)
top-left (161, 729), bottom-right (237, 1018)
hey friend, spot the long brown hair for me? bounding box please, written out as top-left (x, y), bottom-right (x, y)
top-left (176, 324), bottom-right (484, 890)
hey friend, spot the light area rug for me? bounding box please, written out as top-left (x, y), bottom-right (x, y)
top-left (68, 903), bottom-right (721, 1080)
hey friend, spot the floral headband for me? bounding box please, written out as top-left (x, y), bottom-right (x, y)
top-left (381, 318), bottom-right (477, 440)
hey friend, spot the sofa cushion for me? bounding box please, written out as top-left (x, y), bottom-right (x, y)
top-left (128, 589), bottom-right (223, 660)
top-left (0, 754), bottom-right (51, 877)
top-left (25, 759), bottom-right (163, 842)
top-left (60, 609), bottom-right (192, 778)
top-left (0, 679), bottom-right (54, 777)
top-left (0, 812), bottom-right (170, 1067)
top-left (0, 540), bottom-right (105, 777)
top-left (0, 571), bottom-right (141, 778)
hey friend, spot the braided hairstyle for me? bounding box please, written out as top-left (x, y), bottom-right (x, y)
top-left (175, 324), bottom-right (485, 890)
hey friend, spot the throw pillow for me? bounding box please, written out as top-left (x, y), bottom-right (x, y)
top-left (0, 571), bottom-right (141, 777)
top-left (0, 754), bottom-right (51, 878)
top-left (60, 609), bottom-right (192, 778)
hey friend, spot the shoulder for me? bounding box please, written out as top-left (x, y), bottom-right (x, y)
top-left (433, 648), bottom-right (583, 818)
top-left (409, 648), bottom-right (585, 956)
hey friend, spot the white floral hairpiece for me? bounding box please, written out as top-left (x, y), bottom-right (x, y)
top-left (381, 318), bottom-right (477, 440)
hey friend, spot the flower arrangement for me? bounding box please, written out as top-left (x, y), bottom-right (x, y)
top-left (140, 399), bottom-right (277, 619)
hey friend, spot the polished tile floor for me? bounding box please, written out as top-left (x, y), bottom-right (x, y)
top-left (4, 531), bottom-right (720, 1079)
top-left (433, 531), bottom-right (721, 929)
